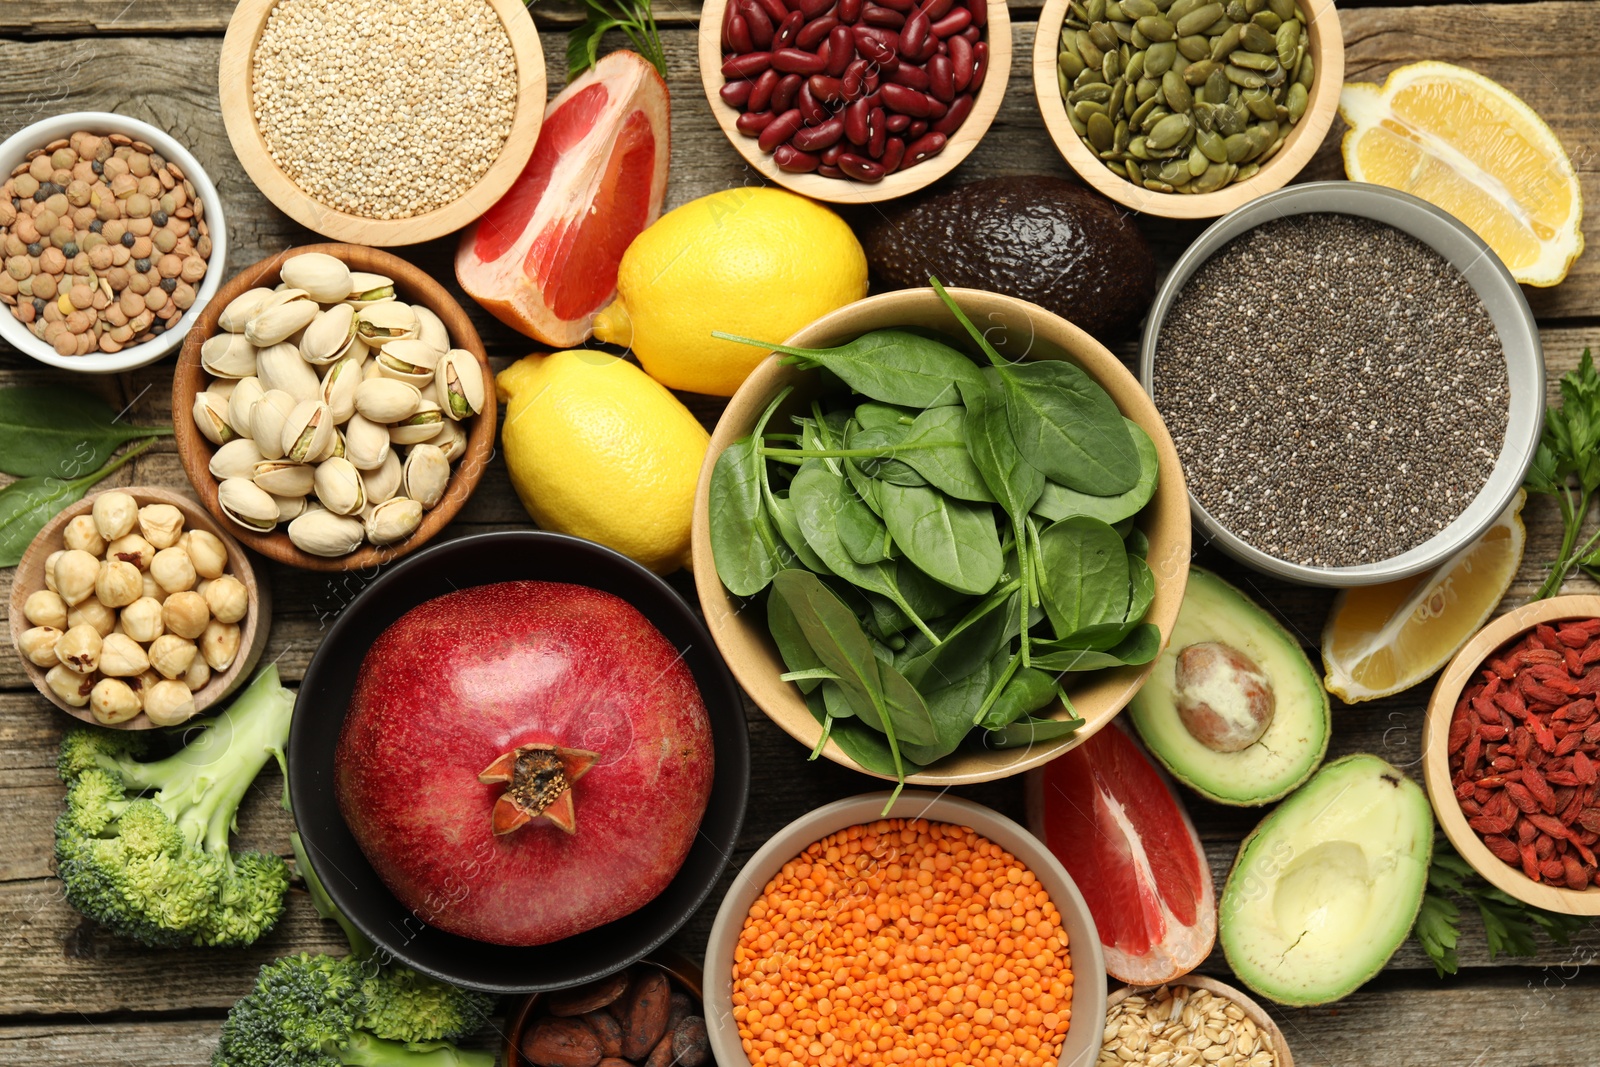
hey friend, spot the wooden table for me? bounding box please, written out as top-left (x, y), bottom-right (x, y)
top-left (2, 2), bottom-right (1597, 1064)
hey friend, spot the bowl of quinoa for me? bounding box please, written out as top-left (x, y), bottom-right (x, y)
top-left (1139, 181), bottom-right (1543, 586)
top-left (218, 0), bottom-right (545, 246)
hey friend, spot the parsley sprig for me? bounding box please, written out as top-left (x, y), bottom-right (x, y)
top-left (559, 0), bottom-right (667, 80)
top-left (1414, 842), bottom-right (1588, 977)
top-left (1524, 349), bottom-right (1600, 599)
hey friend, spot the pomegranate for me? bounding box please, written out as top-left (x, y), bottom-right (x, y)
top-left (334, 580), bottom-right (714, 947)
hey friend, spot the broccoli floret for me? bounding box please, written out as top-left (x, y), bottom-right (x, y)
top-left (54, 665), bottom-right (295, 948)
top-left (213, 954), bottom-right (495, 1067)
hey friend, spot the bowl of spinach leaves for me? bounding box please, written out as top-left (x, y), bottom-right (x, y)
top-left (692, 282), bottom-right (1192, 794)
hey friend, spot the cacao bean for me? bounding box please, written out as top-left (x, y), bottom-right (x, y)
top-left (549, 972), bottom-right (630, 1017)
top-left (616, 970), bottom-right (671, 1061)
top-left (673, 1016), bottom-right (711, 1067)
top-left (520, 1019), bottom-right (602, 1067)
top-left (581, 1011), bottom-right (624, 1059)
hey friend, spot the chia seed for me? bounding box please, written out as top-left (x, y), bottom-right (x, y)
top-left (1152, 213), bottom-right (1508, 569)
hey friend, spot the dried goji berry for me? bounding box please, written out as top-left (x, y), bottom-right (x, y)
top-left (1557, 699), bottom-right (1597, 722)
top-left (1536, 722), bottom-right (1559, 753)
top-left (1491, 755), bottom-right (1518, 772)
top-left (1576, 751), bottom-right (1597, 785)
top-left (1469, 814), bottom-right (1516, 835)
top-left (1524, 767), bottom-right (1558, 811)
top-left (1556, 730), bottom-right (1584, 757)
top-left (1557, 625), bottom-right (1592, 649)
top-left (1534, 626), bottom-right (1562, 652)
top-left (1448, 714), bottom-right (1473, 753)
top-left (1484, 835), bottom-right (1521, 864)
top-left (1507, 782), bottom-right (1539, 813)
top-left (1516, 727), bottom-right (1534, 762)
top-left (1583, 638), bottom-right (1600, 664)
top-left (1585, 723), bottom-right (1600, 744)
top-left (1530, 813), bottom-right (1571, 839)
top-left (1522, 842), bottom-right (1542, 880)
top-left (1537, 835), bottom-right (1557, 862)
top-left (1479, 723), bottom-right (1509, 741)
top-left (1563, 855), bottom-right (1590, 891)
top-left (1465, 735), bottom-right (1483, 775)
top-left (1541, 858), bottom-right (1566, 881)
top-left (1460, 798), bottom-right (1483, 816)
top-left (1549, 770), bottom-right (1583, 788)
top-left (1518, 817), bottom-right (1539, 844)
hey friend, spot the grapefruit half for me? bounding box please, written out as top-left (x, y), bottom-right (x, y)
top-left (1028, 724), bottom-right (1216, 984)
top-left (456, 50), bottom-right (670, 347)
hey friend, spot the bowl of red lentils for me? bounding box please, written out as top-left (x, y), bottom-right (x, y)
top-left (703, 791), bottom-right (1107, 1067)
top-left (0, 111), bottom-right (226, 373)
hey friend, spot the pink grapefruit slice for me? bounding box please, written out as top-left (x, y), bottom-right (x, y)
top-left (456, 50), bottom-right (669, 347)
top-left (1028, 724), bottom-right (1216, 984)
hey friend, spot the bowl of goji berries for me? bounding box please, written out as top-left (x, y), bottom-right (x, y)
top-left (1425, 594), bottom-right (1600, 916)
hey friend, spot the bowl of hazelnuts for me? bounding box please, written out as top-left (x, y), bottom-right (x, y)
top-left (8, 487), bottom-right (269, 728)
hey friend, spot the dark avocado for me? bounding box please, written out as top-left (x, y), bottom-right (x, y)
top-left (858, 175), bottom-right (1157, 341)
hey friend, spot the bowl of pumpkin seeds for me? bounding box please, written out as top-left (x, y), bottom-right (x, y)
top-left (1032, 0), bottom-right (1343, 218)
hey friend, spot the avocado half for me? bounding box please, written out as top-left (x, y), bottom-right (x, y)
top-left (1127, 567), bottom-right (1330, 805)
top-left (1219, 754), bottom-right (1434, 1007)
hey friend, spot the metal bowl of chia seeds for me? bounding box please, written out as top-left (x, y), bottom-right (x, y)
top-left (1139, 181), bottom-right (1543, 587)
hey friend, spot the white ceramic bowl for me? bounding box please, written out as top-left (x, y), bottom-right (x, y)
top-left (703, 792), bottom-right (1108, 1067)
top-left (0, 112), bottom-right (228, 374)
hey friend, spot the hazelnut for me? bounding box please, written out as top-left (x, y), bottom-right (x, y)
top-left (137, 503), bottom-right (185, 548)
top-left (184, 529), bottom-right (228, 579)
top-left (201, 620), bottom-right (241, 671)
top-left (204, 575), bottom-right (249, 625)
top-left (120, 596), bottom-right (165, 643)
top-left (91, 490), bottom-right (138, 541)
top-left (42, 549), bottom-right (64, 593)
top-left (148, 634), bottom-right (198, 680)
top-left (23, 589), bottom-right (68, 630)
top-left (182, 655), bottom-right (212, 692)
top-left (105, 533), bottom-right (155, 570)
top-left (45, 664), bottom-right (93, 708)
top-left (150, 546), bottom-right (197, 594)
top-left (95, 559), bottom-right (143, 608)
top-left (143, 679), bottom-right (196, 727)
top-left (89, 677), bottom-right (143, 725)
top-left (18, 626), bottom-right (62, 667)
top-left (141, 570), bottom-right (168, 603)
top-left (62, 513), bottom-right (106, 556)
top-left (67, 597), bottom-right (116, 638)
top-left (53, 548), bottom-right (101, 606)
top-left (99, 632), bottom-right (151, 677)
top-left (55, 623), bottom-right (102, 674)
top-left (162, 590), bottom-right (210, 640)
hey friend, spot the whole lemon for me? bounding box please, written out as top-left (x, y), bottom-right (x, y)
top-left (496, 350), bottom-right (709, 574)
top-left (592, 187), bottom-right (868, 396)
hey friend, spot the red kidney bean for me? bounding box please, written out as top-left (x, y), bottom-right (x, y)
top-left (931, 90), bottom-right (971, 133)
top-left (913, 34), bottom-right (940, 61)
top-left (899, 10), bottom-right (930, 55)
top-left (863, 4), bottom-right (906, 27)
top-left (865, 67), bottom-right (881, 91)
top-left (902, 130), bottom-right (947, 167)
top-left (793, 117), bottom-right (846, 151)
top-left (774, 9), bottom-right (805, 47)
top-left (908, 119), bottom-right (929, 137)
top-left (737, 110), bottom-right (776, 134)
top-left (797, 0), bottom-right (835, 17)
top-left (759, 108), bottom-right (805, 151)
top-left (742, 0), bottom-right (776, 48)
top-left (722, 51), bottom-right (770, 77)
top-left (722, 0), bottom-right (738, 48)
top-left (947, 34), bottom-right (972, 91)
top-left (921, 0), bottom-right (954, 19)
top-left (773, 47), bottom-right (826, 74)
top-left (924, 95), bottom-right (947, 118)
top-left (842, 58), bottom-right (869, 96)
top-left (753, 0), bottom-right (790, 21)
top-left (881, 134), bottom-right (906, 173)
top-left (773, 145), bottom-right (821, 173)
top-left (772, 72), bottom-right (803, 111)
top-left (853, 23), bottom-right (901, 50)
top-left (926, 54), bottom-right (954, 101)
top-left (868, 105), bottom-right (887, 157)
top-left (797, 82), bottom-right (828, 123)
top-left (808, 74), bottom-right (847, 103)
top-left (728, 14), bottom-right (755, 52)
top-left (817, 164), bottom-right (845, 177)
top-left (959, 24), bottom-right (981, 41)
top-left (887, 61), bottom-right (930, 89)
top-left (838, 153), bottom-right (886, 181)
top-left (721, 79), bottom-right (755, 107)
top-left (884, 111), bottom-right (911, 132)
top-left (967, 0), bottom-right (986, 28)
top-left (748, 68), bottom-right (781, 111)
top-left (880, 82), bottom-right (934, 116)
top-left (931, 8), bottom-right (970, 35)
top-left (816, 36), bottom-right (832, 69)
top-left (821, 143), bottom-right (847, 165)
top-left (838, 0), bottom-right (864, 21)
top-left (845, 97), bottom-right (870, 143)
top-left (796, 14), bottom-right (838, 47)
top-left (968, 40), bottom-right (988, 92)
top-left (876, 0), bottom-right (916, 10)
top-left (827, 25), bottom-right (855, 75)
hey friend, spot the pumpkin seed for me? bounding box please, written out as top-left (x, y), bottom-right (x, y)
top-left (1177, 33), bottom-right (1211, 60)
top-left (1205, 66), bottom-right (1228, 100)
top-left (1106, 0), bottom-right (1127, 18)
top-left (1121, 21), bottom-right (1141, 44)
top-left (1276, 20), bottom-right (1301, 68)
top-left (1215, 100), bottom-right (1248, 133)
top-left (1069, 0), bottom-right (1091, 19)
top-left (1058, 68), bottom-right (1070, 97)
top-left (1143, 178), bottom-right (1177, 192)
top-left (1246, 0), bottom-right (1266, 13)
top-left (1074, 99), bottom-right (1110, 122)
top-left (1239, 21), bottom-right (1275, 51)
top-left (1103, 49), bottom-right (1122, 80)
top-left (1126, 47), bottom-right (1150, 79)
top-left (1090, 21), bottom-right (1120, 50)
top-left (1175, 2), bottom-right (1223, 35)
top-left (1196, 127), bottom-right (1227, 161)
top-left (1231, 49), bottom-right (1279, 71)
top-left (1252, 9), bottom-right (1281, 31)
top-left (1168, 0), bottom-right (1205, 20)
top-left (1058, 48), bottom-right (1086, 78)
top-left (1129, 94), bottom-right (1160, 127)
top-left (1268, 0), bottom-right (1296, 20)
top-left (1162, 69), bottom-right (1194, 111)
top-left (1135, 14), bottom-right (1175, 40)
top-left (1147, 111), bottom-right (1193, 149)
top-left (1088, 0), bottom-right (1108, 19)
top-left (1225, 63), bottom-right (1267, 87)
top-left (1127, 135), bottom-right (1151, 159)
top-left (1078, 33), bottom-right (1105, 67)
top-left (1087, 111), bottom-right (1117, 150)
top-left (1225, 0), bottom-right (1248, 21)
top-left (1107, 160), bottom-right (1129, 177)
top-left (1192, 160), bottom-right (1236, 192)
top-left (1242, 87), bottom-right (1277, 118)
top-left (1122, 0), bottom-right (1159, 15)
top-left (1235, 161), bottom-right (1261, 181)
top-left (1297, 53), bottom-right (1314, 87)
top-left (1285, 81), bottom-right (1309, 122)
top-left (1074, 81), bottom-right (1113, 103)
top-left (1209, 22), bottom-right (1243, 60)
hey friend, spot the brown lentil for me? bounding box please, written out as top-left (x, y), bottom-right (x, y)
top-left (251, 0), bottom-right (518, 220)
top-left (1152, 212), bottom-right (1507, 568)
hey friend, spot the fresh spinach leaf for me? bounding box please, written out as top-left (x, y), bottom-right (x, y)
top-left (709, 436), bottom-right (787, 596)
top-left (1002, 360), bottom-right (1140, 495)
top-left (1032, 420), bottom-right (1159, 523)
top-left (766, 490), bottom-right (831, 574)
top-left (893, 405), bottom-right (995, 503)
top-left (982, 714), bottom-right (1086, 749)
top-left (768, 589), bottom-right (827, 694)
top-left (979, 667), bottom-right (1060, 730)
top-left (877, 481), bottom-right (1004, 597)
top-left (901, 669), bottom-right (990, 765)
top-left (1029, 623), bottom-right (1162, 670)
top-left (895, 586), bottom-right (1014, 689)
top-left (1126, 554), bottom-right (1155, 623)
top-left (855, 401), bottom-right (920, 430)
top-left (0, 386), bottom-right (172, 478)
top-left (1036, 516), bottom-right (1130, 639)
top-left (809, 686), bottom-right (922, 777)
top-left (717, 328), bottom-right (987, 408)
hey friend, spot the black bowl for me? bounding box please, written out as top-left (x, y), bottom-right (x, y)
top-left (289, 531), bottom-right (750, 994)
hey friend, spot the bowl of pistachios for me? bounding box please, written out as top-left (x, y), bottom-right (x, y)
top-left (171, 244), bottom-right (496, 572)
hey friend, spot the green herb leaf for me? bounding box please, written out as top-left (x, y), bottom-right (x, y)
top-left (0, 438), bottom-right (159, 567)
top-left (876, 481), bottom-right (1004, 597)
top-left (1036, 516), bottom-right (1131, 639)
top-left (1002, 361), bottom-right (1141, 495)
top-left (978, 666), bottom-right (1059, 730)
top-left (560, 0), bottom-right (666, 79)
top-left (900, 668), bottom-right (991, 765)
top-left (1032, 420), bottom-right (1159, 523)
top-left (709, 436), bottom-right (787, 596)
top-left (717, 328), bottom-right (985, 409)
top-left (0, 386), bottom-right (171, 478)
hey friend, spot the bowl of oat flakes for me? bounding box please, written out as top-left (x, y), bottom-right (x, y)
top-left (1100, 976), bottom-right (1291, 1067)
top-left (218, 0), bottom-right (546, 246)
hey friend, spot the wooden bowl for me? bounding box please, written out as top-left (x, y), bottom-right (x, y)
top-left (1032, 0), bottom-right (1343, 219)
top-left (502, 952), bottom-right (705, 1067)
top-left (1424, 594), bottom-right (1600, 916)
top-left (1105, 975), bottom-right (1294, 1067)
top-left (689, 287), bottom-right (1191, 786)
top-left (697, 0), bottom-right (1012, 204)
top-left (8, 487), bottom-right (271, 729)
top-left (218, 0), bottom-right (545, 245)
top-left (171, 244), bottom-right (497, 572)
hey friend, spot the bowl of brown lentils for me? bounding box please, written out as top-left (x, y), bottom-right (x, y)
top-left (0, 111), bottom-right (226, 373)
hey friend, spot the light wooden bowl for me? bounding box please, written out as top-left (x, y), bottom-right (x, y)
top-left (8, 487), bottom-right (271, 729)
top-left (1105, 975), bottom-right (1294, 1067)
top-left (1033, 0), bottom-right (1343, 219)
top-left (171, 244), bottom-right (497, 573)
top-left (1424, 594), bottom-right (1600, 916)
top-left (218, 0), bottom-right (545, 245)
top-left (689, 287), bottom-right (1191, 786)
top-left (697, 0), bottom-right (1012, 203)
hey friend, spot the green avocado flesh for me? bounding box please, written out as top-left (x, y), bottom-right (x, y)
top-left (1219, 754), bottom-right (1434, 1007)
top-left (1128, 567), bottom-right (1330, 805)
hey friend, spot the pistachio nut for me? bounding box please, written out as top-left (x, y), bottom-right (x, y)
top-left (226, 376), bottom-right (266, 438)
top-left (192, 390), bottom-right (236, 446)
top-left (99, 632), bottom-right (151, 678)
top-left (186, 529), bottom-right (229, 580)
top-left (19, 625), bottom-right (63, 667)
top-left (162, 590), bottom-right (211, 640)
top-left (121, 596), bottom-right (166, 643)
top-left (62, 514), bottom-right (105, 555)
top-left (54, 549), bottom-right (101, 606)
top-left (288, 508), bottom-right (365, 557)
top-left (89, 677), bottom-right (143, 724)
top-left (253, 459), bottom-right (316, 498)
top-left (321, 356), bottom-right (362, 423)
top-left (217, 477), bottom-right (281, 533)
top-left (388, 400), bottom-right (445, 445)
top-left (144, 679), bottom-right (197, 726)
top-left (96, 559), bottom-right (144, 607)
top-left (344, 272), bottom-right (397, 308)
top-left (416, 381), bottom-right (441, 409)
top-left (361, 448), bottom-right (403, 505)
top-left (270, 492), bottom-right (309, 522)
top-left (206, 378), bottom-right (239, 405)
top-left (364, 497), bottom-right (423, 546)
top-left (256, 341), bottom-right (321, 403)
top-left (300, 302), bottom-right (359, 365)
top-left (375, 338), bottom-right (443, 385)
top-left (201, 332), bottom-right (258, 379)
top-left (148, 633), bottom-right (198, 680)
top-left (93, 490), bottom-right (139, 541)
top-left (244, 289), bottom-right (318, 347)
top-left (218, 287), bottom-right (276, 333)
top-left (432, 417), bottom-right (469, 463)
top-left (330, 428), bottom-right (347, 460)
top-left (314, 456), bottom-right (366, 516)
top-left (356, 300), bottom-right (419, 348)
top-left (402, 443), bottom-right (450, 509)
top-left (138, 503), bottom-right (185, 549)
top-left (151, 546), bottom-right (198, 594)
top-left (353, 378), bottom-right (421, 424)
top-left (361, 359), bottom-right (385, 382)
top-left (24, 589), bottom-right (68, 629)
top-left (250, 389), bottom-right (299, 460)
top-left (107, 532), bottom-right (155, 570)
top-left (56, 623), bottom-right (103, 674)
top-left (45, 663), bottom-right (94, 707)
top-left (183, 656), bottom-right (212, 692)
top-left (204, 575), bottom-right (250, 625)
top-left (280, 252), bottom-right (354, 303)
top-left (68, 598), bottom-right (117, 638)
top-left (209, 437), bottom-right (266, 481)
top-left (413, 304), bottom-right (450, 353)
top-left (282, 399), bottom-right (337, 464)
top-left (436, 349), bottom-right (486, 421)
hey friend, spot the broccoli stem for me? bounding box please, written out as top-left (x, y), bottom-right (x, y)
top-left (336, 1032), bottom-right (495, 1067)
top-left (291, 831), bottom-right (376, 958)
top-left (104, 666), bottom-right (294, 856)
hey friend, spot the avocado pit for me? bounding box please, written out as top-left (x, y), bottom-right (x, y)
top-left (1173, 641), bottom-right (1275, 753)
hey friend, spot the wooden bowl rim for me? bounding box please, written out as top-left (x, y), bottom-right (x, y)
top-left (689, 286), bottom-right (1192, 785)
top-left (218, 0), bottom-right (545, 245)
top-left (1105, 974), bottom-right (1294, 1067)
top-left (501, 952), bottom-right (706, 1067)
top-left (1423, 593), bottom-right (1600, 916)
top-left (696, 0), bottom-right (1013, 204)
top-left (171, 243), bottom-right (497, 573)
top-left (7, 485), bottom-right (272, 729)
top-left (1031, 0), bottom-right (1344, 219)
